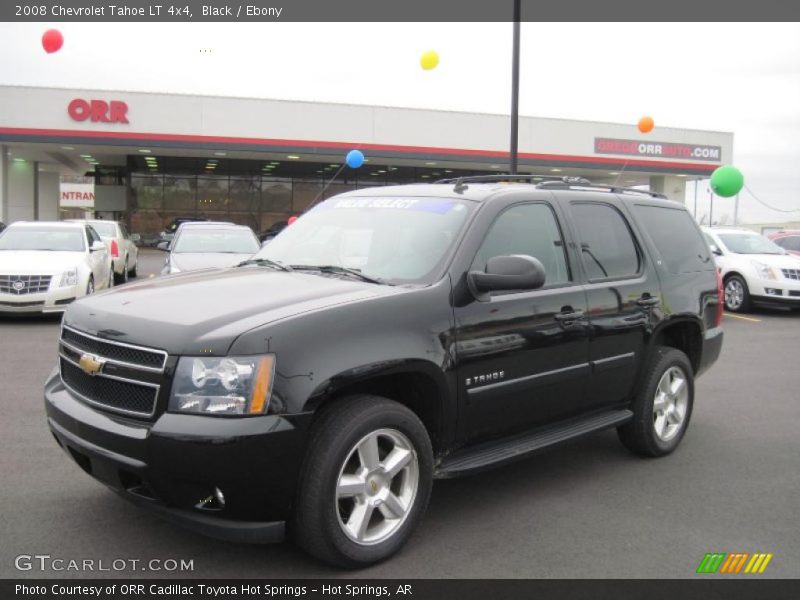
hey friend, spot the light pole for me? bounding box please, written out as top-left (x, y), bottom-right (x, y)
top-left (509, 0), bottom-right (521, 174)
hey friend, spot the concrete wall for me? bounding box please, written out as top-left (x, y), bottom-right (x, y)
top-left (7, 159), bottom-right (35, 222)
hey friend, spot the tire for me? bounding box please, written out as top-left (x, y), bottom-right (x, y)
top-left (293, 395), bottom-right (433, 568)
top-left (617, 346), bottom-right (694, 457)
top-left (723, 274), bottom-right (751, 313)
top-left (114, 258), bottom-right (129, 285)
top-left (128, 258), bottom-right (137, 278)
top-left (86, 276), bottom-right (95, 296)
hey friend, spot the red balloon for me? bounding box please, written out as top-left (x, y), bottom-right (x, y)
top-left (42, 29), bottom-right (64, 54)
top-left (287, 216), bottom-right (299, 225)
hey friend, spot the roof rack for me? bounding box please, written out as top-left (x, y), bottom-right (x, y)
top-left (433, 173), bottom-right (666, 199)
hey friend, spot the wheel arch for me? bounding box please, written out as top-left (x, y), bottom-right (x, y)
top-left (650, 317), bottom-right (703, 375)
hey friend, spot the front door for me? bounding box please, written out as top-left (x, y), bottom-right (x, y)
top-left (454, 201), bottom-right (591, 444)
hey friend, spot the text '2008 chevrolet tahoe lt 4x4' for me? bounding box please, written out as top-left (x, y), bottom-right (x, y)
top-left (44, 176), bottom-right (724, 568)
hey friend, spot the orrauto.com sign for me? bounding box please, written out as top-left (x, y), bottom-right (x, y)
top-left (595, 138), bottom-right (722, 162)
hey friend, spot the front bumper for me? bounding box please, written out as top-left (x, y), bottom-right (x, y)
top-left (0, 285), bottom-right (77, 313)
top-left (44, 369), bottom-right (312, 543)
top-left (748, 276), bottom-right (800, 305)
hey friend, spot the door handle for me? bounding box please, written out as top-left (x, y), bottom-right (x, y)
top-left (554, 309), bottom-right (585, 321)
top-left (636, 295), bottom-right (660, 308)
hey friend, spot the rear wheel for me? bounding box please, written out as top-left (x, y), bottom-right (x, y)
top-left (293, 395), bottom-right (433, 568)
top-left (114, 258), bottom-right (129, 285)
top-left (618, 346), bottom-right (694, 457)
top-left (86, 276), bottom-right (95, 295)
top-left (724, 275), bottom-right (751, 312)
top-left (128, 258), bottom-right (137, 278)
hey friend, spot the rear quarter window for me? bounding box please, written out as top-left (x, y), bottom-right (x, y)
top-left (634, 205), bottom-right (713, 273)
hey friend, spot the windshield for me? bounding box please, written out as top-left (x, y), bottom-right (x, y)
top-left (717, 233), bottom-right (785, 255)
top-left (88, 222), bottom-right (116, 237)
top-left (250, 196), bottom-right (475, 284)
top-left (0, 227), bottom-right (86, 252)
top-left (173, 228), bottom-right (259, 254)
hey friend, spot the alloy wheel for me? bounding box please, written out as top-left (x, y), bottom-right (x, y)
top-left (724, 279), bottom-right (744, 311)
top-left (335, 428), bottom-right (419, 546)
top-left (652, 366), bottom-right (689, 442)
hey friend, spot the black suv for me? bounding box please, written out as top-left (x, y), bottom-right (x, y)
top-left (45, 176), bottom-right (723, 567)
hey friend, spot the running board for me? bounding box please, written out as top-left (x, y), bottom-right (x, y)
top-left (435, 409), bottom-right (633, 479)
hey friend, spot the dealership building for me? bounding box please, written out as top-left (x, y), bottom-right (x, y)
top-left (0, 85), bottom-right (734, 236)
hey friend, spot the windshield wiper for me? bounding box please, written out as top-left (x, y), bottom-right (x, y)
top-left (289, 264), bottom-right (388, 285)
top-left (237, 258), bottom-right (293, 272)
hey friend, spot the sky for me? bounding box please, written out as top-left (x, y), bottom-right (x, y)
top-left (1, 22), bottom-right (799, 225)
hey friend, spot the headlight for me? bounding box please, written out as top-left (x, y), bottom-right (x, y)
top-left (59, 268), bottom-right (78, 287)
top-left (169, 355), bottom-right (275, 416)
top-left (752, 261), bottom-right (778, 280)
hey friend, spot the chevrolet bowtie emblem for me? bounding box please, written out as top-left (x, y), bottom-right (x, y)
top-left (79, 353), bottom-right (106, 376)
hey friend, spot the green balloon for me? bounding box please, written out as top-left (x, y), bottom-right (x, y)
top-left (710, 165), bottom-right (744, 198)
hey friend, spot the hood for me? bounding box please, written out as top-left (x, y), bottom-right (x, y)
top-left (742, 253), bottom-right (800, 269)
top-left (0, 250), bottom-right (85, 274)
top-left (170, 252), bottom-right (255, 272)
top-left (63, 266), bottom-right (400, 355)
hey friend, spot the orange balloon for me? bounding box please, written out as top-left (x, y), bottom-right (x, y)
top-left (638, 116), bottom-right (655, 133)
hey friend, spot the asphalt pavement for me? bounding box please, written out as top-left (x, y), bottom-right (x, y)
top-left (1, 249), bottom-right (798, 578)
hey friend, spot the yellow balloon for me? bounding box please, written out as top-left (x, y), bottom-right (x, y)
top-left (420, 50), bottom-right (439, 70)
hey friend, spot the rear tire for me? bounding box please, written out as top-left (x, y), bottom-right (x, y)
top-left (114, 258), bottom-right (129, 285)
top-left (618, 346), bottom-right (694, 457)
top-left (86, 276), bottom-right (95, 295)
top-left (724, 275), bottom-right (751, 313)
top-left (128, 259), bottom-right (137, 278)
top-left (293, 395), bottom-right (433, 568)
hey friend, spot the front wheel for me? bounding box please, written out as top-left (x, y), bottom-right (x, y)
top-left (293, 395), bottom-right (433, 568)
top-left (724, 275), bottom-right (751, 313)
top-left (617, 346), bottom-right (694, 457)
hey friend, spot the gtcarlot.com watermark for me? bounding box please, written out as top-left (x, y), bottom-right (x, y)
top-left (14, 554), bottom-right (194, 572)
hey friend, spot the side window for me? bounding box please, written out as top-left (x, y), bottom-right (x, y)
top-left (84, 227), bottom-right (93, 247)
top-left (776, 236), bottom-right (800, 252)
top-left (472, 203), bottom-right (570, 287)
top-left (633, 205), bottom-right (713, 273)
top-left (88, 227), bottom-right (102, 245)
top-left (571, 203), bottom-right (640, 280)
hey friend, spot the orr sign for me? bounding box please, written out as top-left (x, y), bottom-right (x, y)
top-left (68, 99), bottom-right (129, 124)
top-left (595, 138), bottom-right (721, 162)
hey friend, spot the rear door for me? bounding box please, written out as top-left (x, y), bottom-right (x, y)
top-left (563, 195), bottom-right (661, 409)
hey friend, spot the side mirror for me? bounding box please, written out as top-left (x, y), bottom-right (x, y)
top-left (90, 241), bottom-right (106, 253)
top-left (156, 241), bottom-right (171, 252)
top-left (709, 244), bottom-right (722, 256)
top-left (130, 233), bottom-right (141, 243)
top-left (467, 255), bottom-right (546, 300)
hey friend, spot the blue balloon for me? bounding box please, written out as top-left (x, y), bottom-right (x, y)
top-left (346, 149), bottom-right (365, 169)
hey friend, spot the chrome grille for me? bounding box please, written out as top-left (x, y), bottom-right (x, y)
top-left (782, 268), bottom-right (800, 281)
top-left (58, 326), bottom-right (168, 418)
top-left (0, 274), bottom-right (52, 295)
top-left (61, 326), bottom-right (167, 370)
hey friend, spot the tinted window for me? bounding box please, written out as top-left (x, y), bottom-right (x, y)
top-left (634, 205), bottom-right (713, 273)
top-left (472, 203), bottom-right (570, 286)
top-left (571, 203), bottom-right (640, 280)
top-left (775, 236), bottom-right (800, 252)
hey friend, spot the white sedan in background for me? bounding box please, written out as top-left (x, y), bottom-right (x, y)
top-left (68, 219), bottom-right (140, 284)
top-left (703, 227), bottom-right (800, 313)
top-left (0, 221), bottom-right (112, 314)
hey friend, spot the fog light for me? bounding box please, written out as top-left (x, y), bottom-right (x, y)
top-left (195, 486), bottom-right (226, 511)
top-left (765, 288), bottom-right (782, 296)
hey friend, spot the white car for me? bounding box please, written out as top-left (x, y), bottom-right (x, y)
top-left (159, 222), bottom-right (259, 275)
top-left (0, 221), bottom-right (113, 314)
top-left (702, 227), bottom-right (800, 313)
top-left (68, 219), bottom-right (139, 284)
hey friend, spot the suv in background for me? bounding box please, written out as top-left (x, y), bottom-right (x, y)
top-left (68, 219), bottom-right (140, 285)
top-left (769, 230), bottom-right (800, 256)
top-left (45, 176), bottom-right (723, 567)
top-left (703, 227), bottom-right (800, 312)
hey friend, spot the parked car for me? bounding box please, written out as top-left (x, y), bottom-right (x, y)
top-left (158, 222), bottom-right (259, 274)
top-left (0, 221), bottom-right (112, 313)
top-left (768, 229), bottom-right (800, 256)
top-left (45, 177), bottom-right (723, 567)
top-left (68, 219), bottom-right (140, 284)
top-left (0, 221), bottom-right (6, 234)
top-left (159, 217), bottom-right (210, 243)
top-left (703, 227), bottom-right (800, 312)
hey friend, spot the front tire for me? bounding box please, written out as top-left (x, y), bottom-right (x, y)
top-left (617, 346), bottom-right (694, 457)
top-left (293, 395), bottom-right (433, 568)
top-left (724, 275), bottom-right (751, 312)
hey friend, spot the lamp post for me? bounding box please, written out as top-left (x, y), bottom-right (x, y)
top-left (509, 0), bottom-right (521, 174)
